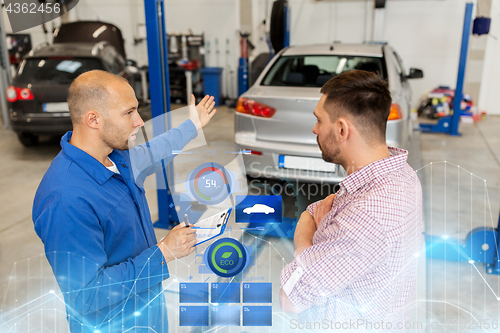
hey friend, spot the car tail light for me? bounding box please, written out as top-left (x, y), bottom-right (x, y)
top-left (5, 86), bottom-right (34, 102)
top-left (19, 88), bottom-right (34, 100)
top-left (388, 103), bottom-right (403, 120)
top-left (250, 150), bottom-right (262, 155)
top-left (236, 97), bottom-right (276, 118)
top-left (6, 86), bottom-right (17, 102)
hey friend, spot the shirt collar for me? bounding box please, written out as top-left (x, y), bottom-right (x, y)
top-left (60, 131), bottom-right (116, 185)
top-left (339, 147), bottom-right (408, 194)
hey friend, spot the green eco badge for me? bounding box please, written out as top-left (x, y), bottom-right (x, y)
top-left (204, 238), bottom-right (249, 277)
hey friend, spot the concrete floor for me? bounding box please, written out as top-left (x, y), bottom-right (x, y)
top-left (0, 106), bottom-right (499, 332)
top-left (418, 118), bottom-right (500, 333)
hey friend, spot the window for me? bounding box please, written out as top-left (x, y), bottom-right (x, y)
top-left (261, 55), bottom-right (385, 87)
top-left (16, 57), bottom-right (105, 84)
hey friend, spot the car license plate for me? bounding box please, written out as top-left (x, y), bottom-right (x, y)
top-left (278, 155), bottom-right (336, 172)
top-left (43, 102), bottom-right (69, 112)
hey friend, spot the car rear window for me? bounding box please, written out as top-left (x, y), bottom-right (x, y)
top-left (261, 55), bottom-right (386, 87)
top-left (15, 57), bottom-right (105, 84)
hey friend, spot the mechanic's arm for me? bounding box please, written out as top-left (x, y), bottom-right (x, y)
top-left (279, 205), bottom-right (387, 314)
top-left (35, 200), bottom-right (195, 315)
top-left (130, 95), bottom-right (216, 182)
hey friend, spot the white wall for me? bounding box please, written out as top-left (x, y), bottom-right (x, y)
top-left (478, 0), bottom-right (500, 115)
top-left (384, 0), bottom-right (467, 107)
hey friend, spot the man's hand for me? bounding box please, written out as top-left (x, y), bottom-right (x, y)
top-left (189, 94), bottom-right (217, 130)
top-left (157, 223), bottom-right (197, 263)
top-left (279, 289), bottom-right (298, 313)
top-left (293, 211), bottom-right (317, 258)
top-left (312, 194), bottom-right (335, 228)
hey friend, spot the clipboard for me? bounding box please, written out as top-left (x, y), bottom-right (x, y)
top-left (192, 208), bottom-right (232, 246)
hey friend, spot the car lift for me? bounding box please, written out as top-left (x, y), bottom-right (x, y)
top-left (145, 0), bottom-right (292, 229)
top-left (144, 0), bottom-right (179, 228)
top-left (419, 2), bottom-right (500, 275)
top-left (426, 212), bottom-right (500, 275)
top-left (0, 15), bottom-right (12, 129)
top-left (420, 2), bottom-right (473, 136)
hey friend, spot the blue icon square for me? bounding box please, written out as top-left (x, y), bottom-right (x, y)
top-left (179, 306), bottom-right (209, 326)
top-left (198, 264), bottom-right (214, 274)
top-left (242, 306), bottom-right (272, 326)
top-left (235, 195), bottom-right (282, 223)
top-left (211, 305), bottom-right (240, 326)
top-left (242, 283), bottom-right (272, 303)
top-left (179, 283), bottom-right (209, 303)
top-left (211, 283), bottom-right (240, 303)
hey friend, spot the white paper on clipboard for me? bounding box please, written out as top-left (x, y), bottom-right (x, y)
top-left (192, 208), bottom-right (232, 246)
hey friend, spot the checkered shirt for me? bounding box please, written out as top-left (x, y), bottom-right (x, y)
top-left (281, 147), bottom-right (422, 330)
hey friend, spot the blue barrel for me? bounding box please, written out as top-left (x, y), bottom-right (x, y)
top-left (200, 67), bottom-right (223, 106)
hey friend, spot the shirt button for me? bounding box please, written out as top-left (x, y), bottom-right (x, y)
top-left (164, 277), bottom-right (168, 280)
top-left (161, 261), bottom-right (165, 265)
top-left (114, 174), bottom-right (119, 178)
top-left (122, 164), bottom-right (126, 168)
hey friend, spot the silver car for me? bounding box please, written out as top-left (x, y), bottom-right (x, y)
top-left (235, 43), bottom-right (423, 183)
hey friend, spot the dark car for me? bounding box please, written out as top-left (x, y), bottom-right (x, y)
top-left (6, 41), bottom-right (134, 146)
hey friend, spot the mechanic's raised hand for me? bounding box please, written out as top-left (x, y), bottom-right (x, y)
top-left (157, 223), bottom-right (197, 263)
top-left (189, 94), bottom-right (217, 130)
top-left (312, 194), bottom-right (335, 228)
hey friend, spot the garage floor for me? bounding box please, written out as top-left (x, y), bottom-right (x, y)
top-left (1, 107), bottom-right (499, 332)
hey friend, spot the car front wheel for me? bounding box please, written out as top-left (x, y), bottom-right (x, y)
top-left (18, 133), bottom-right (39, 147)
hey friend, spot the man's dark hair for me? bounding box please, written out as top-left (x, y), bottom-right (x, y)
top-left (320, 70), bottom-right (392, 143)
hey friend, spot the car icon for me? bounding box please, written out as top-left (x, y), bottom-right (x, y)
top-left (243, 204), bottom-right (275, 215)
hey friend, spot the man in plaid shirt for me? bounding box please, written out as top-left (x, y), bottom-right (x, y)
top-left (280, 70), bottom-right (422, 331)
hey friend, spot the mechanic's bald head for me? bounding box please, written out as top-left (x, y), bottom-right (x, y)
top-left (67, 70), bottom-right (129, 125)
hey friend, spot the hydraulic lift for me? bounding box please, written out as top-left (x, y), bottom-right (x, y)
top-left (144, 0), bottom-right (178, 227)
top-left (419, 2), bottom-right (473, 136)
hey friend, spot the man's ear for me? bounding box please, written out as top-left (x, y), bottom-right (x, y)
top-left (336, 117), bottom-right (350, 143)
top-left (85, 110), bottom-right (101, 129)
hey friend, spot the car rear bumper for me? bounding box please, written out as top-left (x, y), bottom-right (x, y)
top-left (234, 111), bottom-right (407, 184)
top-left (10, 111), bottom-right (72, 135)
top-left (235, 132), bottom-right (347, 184)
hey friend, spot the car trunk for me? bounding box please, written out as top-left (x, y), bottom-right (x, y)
top-left (12, 56), bottom-right (105, 114)
top-left (245, 86), bottom-right (320, 145)
top-left (53, 21), bottom-right (127, 59)
top-left (14, 82), bottom-right (70, 114)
